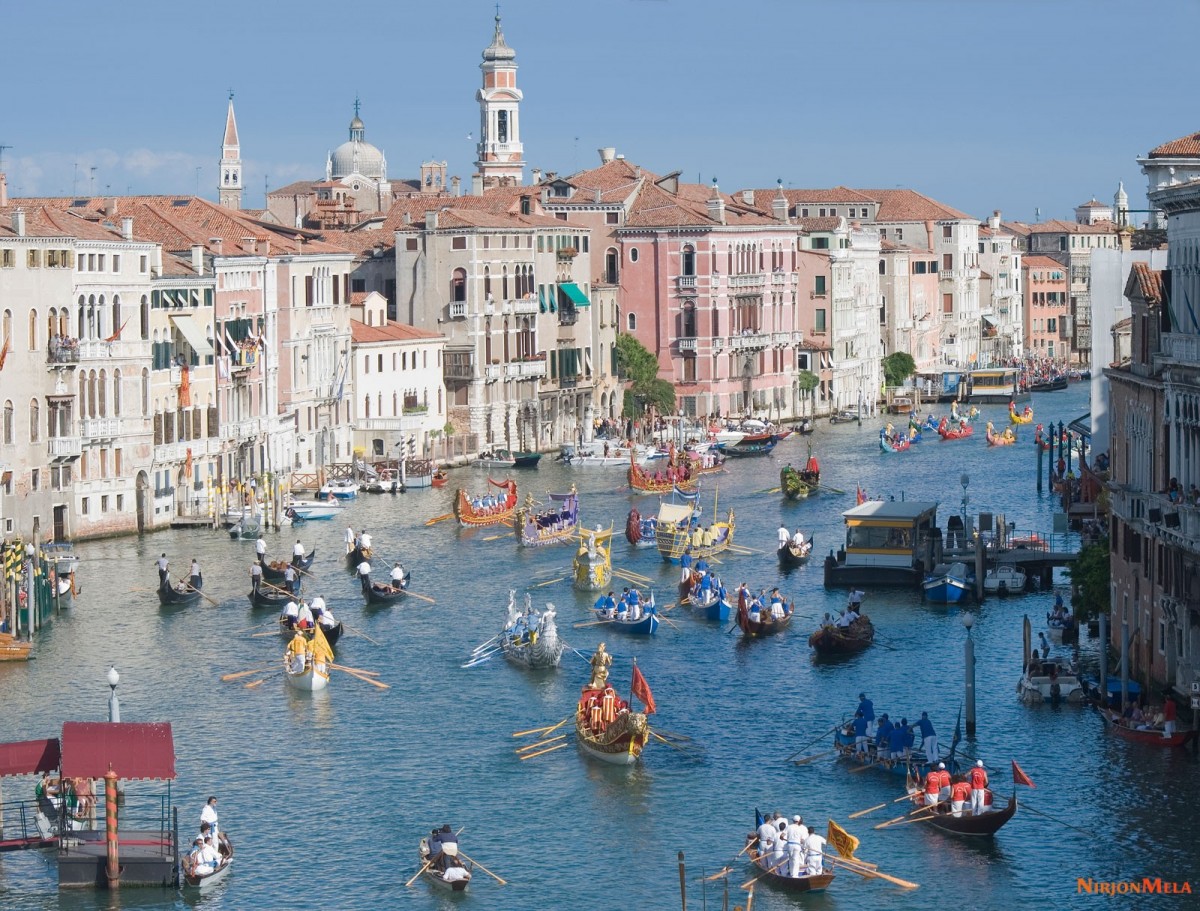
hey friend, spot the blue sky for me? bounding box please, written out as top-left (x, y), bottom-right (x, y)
top-left (4, 0), bottom-right (1197, 224)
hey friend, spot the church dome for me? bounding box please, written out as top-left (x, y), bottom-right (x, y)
top-left (482, 13), bottom-right (516, 62)
top-left (330, 107), bottom-right (385, 181)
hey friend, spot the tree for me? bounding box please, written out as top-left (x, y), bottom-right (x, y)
top-left (882, 351), bottom-right (917, 388)
top-left (1066, 542), bottom-right (1110, 621)
top-left (616, 334), bottom-right (675, 418)
top-left (795, 369), bottom-right (819, 418)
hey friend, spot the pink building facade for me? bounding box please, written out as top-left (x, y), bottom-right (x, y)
top-left (1022, 254), bottom-right (1070, 363)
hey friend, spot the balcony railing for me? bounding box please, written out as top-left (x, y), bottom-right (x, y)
top-left (512, 298), bottom-right (539, 315)
top-left (712, 337), bottom-right (725, 351)
top-left (677, 337), bottom-right (698, 353)
top-left (729, 273), bottom-right (766, 289)
top-left (47, 436), bottom-right (82, 460)
top-left (225, 418), bottom-right (262, 441)
top-left (449, 301), bottom-right (468, 319)
top-left (771, 332), bottom-right (790, 347)
top-left (78, 339), bottom-right (151, 361)
top-left (444, 362), bottom-right (474, 381)
top-left (771, 272), bottom-right (790, 286)
top-left (484, 363), bottom-right (503, 381)
top-left (727, 333), bottom-right (770, 351)
top-left (508, 360), bottom-right (547, 379)
top-left (677, 275), bottom-right (697, 290)
top-left (47, 342), bottom-right (80, 365)
top-left (1163, 332), bottom-right (1200, 365)
top-left (81, 417), bottom-right (122, 440)
top-left (791, 331), bottom-right (804, 346)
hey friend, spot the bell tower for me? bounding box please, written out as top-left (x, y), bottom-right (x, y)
top-left (218, 93), bottom-right (243, 210)
top-left (474, 10), bottom-right (524, 190)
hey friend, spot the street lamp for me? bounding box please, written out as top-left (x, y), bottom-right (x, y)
top-left (959, 473), bottom-right (970, 540)
top-left (962, 612), bottom-right (976, 737)
top-left (107, 666), bottom-right (120, 723)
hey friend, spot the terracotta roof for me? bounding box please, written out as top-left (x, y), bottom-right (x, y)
top-left (1022, 255), bottom-right (1067, 271)
top-left (1130, 262), bottom-right (1165, 304)
top-left (1027, 218), bottom-right (1116, 235)
top-left (267, 179), bottom-right (321, 197)
top-left (769, 186), bottom-right (876, 205)
top-left (1148, 131), bottom-right (1200, 158)
top-left (0, 205), bottom-right (126, 241)
top-left (793, 217), bottom-right (842, 233)
top-left (852, 188), bottom-right (972, 222)
top-left (350, 318), bottom-right (442, 344)
top-left (547, 158), bottom-right (657, 205)
top-left (1076, 199), bottom-right (1109, 208)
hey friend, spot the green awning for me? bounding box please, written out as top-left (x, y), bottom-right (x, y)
top-left (560, 282), bottom-right (589, 306)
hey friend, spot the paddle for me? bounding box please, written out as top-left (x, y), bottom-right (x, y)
top-left (456, 850), bottom-right (507, 885)
top-left (538, 717), bottom-right (572, 739)
top-left (740, 855), bottom-right (788, 890)
top-left (573, 618), bottom-right (615, 629)
top-left (654, 729), bottom-right (693, 743)
top-left (790, 748), bottom-right (837, 766)
top-left (516, 735), bottom-right (565, 753)
top-left (784, 725), bottom-right (840, 762)
top-left (343, 624), bottom-right (381, 645)
top-left (518, 741), bottom-right (569, 761)
top-left (472, 635), bottom-right (500, 654)
top-left (244, 678), bottom-right (269, 689)
top-left (482, 532), bottom-right (514, 542)
top-left (331, 666), bottom-right (390, 689)
top-left (404, 591), bottom-right (437, 605)
top-left (424, 513), bottom-right (455, 526)
top-left (823, 853), bottom-right (918, 890)
top-left (512, 716), bottom-right (571, 738)
top-left (650, 731), bottom-right (700, 756)
top-left (660, 615), bottom-right (682, 631)
top-left (818, 484), bottom-right (846, 494)
top-left (329, 663), bottom-right (380, 676)
top-left (405, 859), bottom-right (434, 887)
top-left (221, 667), bottom-right (274, 682)
top-left (234, 620), bottom-right (277, 634)
top-left (176, 576), bottom-right (220, 607)
top-left (534, 577), bottom-right (564, 588)
top-left (848, 793), bottom-right (913, 820)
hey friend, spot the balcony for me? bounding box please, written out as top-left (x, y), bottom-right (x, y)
top-left (1162, 332), bottom-right (1200, 365)
top-left (512, 297), bottom-right (539, 315)
top-left (443, 354), bottom-right (474, 381)
top-left (47, 342), bottom-right (80, 366)
top-left (484, 363), bottom-right (504, 382)
top-left (47, 436), bottom-right (82, 460)
top-left (677, 275), bottom-right (697, 291)
top-left (791, 331), bottom-right (804, 346)
top-left (727, 332), bottom-right (770, 351)
top-left (678, 337), bottom-right (698, 353)
top-left (508, 360), bottom-right (547, 379)
top-left (449, 301), bottom-right (468, 319)
top-left (81, 417), bottom-right (122, 441)
top-left (712, 337), bottom-right (725, 351)
top-left (227, 418), bottom-right (262, 441)
top-left (771, 332), bottom-right (790, 347)
top-left (770, 272), bottom-right (789, 286)
top-left (729, 273), bottom-right (765, 290)
top-left (78, 339), bottom-right (151, 361)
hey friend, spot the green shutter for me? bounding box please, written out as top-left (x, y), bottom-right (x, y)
top-left (549, 350), bottom-right (557, 378)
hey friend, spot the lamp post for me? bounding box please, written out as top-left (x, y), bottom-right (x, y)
top-left (959, 473), bottom-right (970, 546)
top-left (107, 666), bottom-right (120, 723)
top-left (962, 613), bottom-right (976, 737)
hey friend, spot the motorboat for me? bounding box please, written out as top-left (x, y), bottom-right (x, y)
top-left (1017, 657), bottom-right (1085, 704)
top-left (983, 564), bottom-right (1027, 596)
top-left (326, 479), bottom-right (358, 500)
top-left (285, 499), bottom-right (346, 521)
top-left (922, 562), bottom-right (972, 603)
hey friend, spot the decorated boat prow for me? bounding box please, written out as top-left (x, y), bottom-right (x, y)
top-left (454, 478), bottom-right (518, 527)
top-left (575, 645), bottom-right (654, 765)
top-left (573, 524), bottom-right (614, 591)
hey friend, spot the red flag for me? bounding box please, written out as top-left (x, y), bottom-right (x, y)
top-left (631, 664), bottom-right (656, 715)
top-left (104, 318), bottom-right (130, 343)
top-left (856, 485), bottom-right (866, 505)
top-left (1012, 759), bottom-right (1035, 788)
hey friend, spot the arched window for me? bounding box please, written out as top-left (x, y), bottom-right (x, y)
top-left (681, 245), bottom-right (696, 277)
top-left (364, 396), bottom-right (371, 419)
top-left (2, 400), bottom-right (12, 444)
top-left (98, 369), bottom-right (107, 417)
top-left (28, 309), bottom-right (37, 350)
top-left (681, 300), bottom-right (697, 338)
top-left (502, 266), bottom-right (509, 300)
top-left (47, 308), bottom-right (57, 342)
top-left (483, 266), bottom-right (492, 298)
top-left (451, 268), bottom-right (467, 303)
top-left (392, 392), bottom-right (398, 416)
top-left (627, 313), bottom-right (637, 332)
top-left (605, 248), bottom-right (619, 284)
top-left (437, 387), bottom-right (442, 413)
top-left (113, 369), bottom-right (122, 416)
top-left (29, 399), bottom-right (39, 442)
top-left (140, 295), bottom-right (150, 341)
top-left (96, 294), bottom-right (106, 340)
top-left (112, 295), bottom-right (121, 338)
top-left (78, 296), bottom-right (86, 338)
top-left (1, 309), bottom-right (11, 345)
top-left (88, 370), bottom-right (97, 419)
top-left (141, 368), bottom-right (150, 415)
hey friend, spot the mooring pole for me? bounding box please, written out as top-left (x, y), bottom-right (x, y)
top-left (678, 851), bottom-right (687, 911)
top-left (1098, 611), bottom-right (1108, 708)
top-left (1066, 430), bottom-right (1073, 474)
top-left (104, 766), bottom-right (120, 887)
top-left (1036, 439), bottom-right (1043, 493)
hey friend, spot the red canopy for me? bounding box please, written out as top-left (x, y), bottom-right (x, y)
top-left (0, 738), bottom-right (61, 777)
top-left (59, 722), bottom-right (175, 780)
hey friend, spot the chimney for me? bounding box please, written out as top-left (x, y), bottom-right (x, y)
top-left (121, 216), bottom-right (133, 240)
top-left (598, 147), bottom-right (616, 164)
top-left (104, 197), bottom-right (118, 217)
top-left (707, 181), bottom-right (725, 226)
top-left (451, 176), bottom-right (461, 196)
top-left (12, 208), bottom-right (25, 237)
top-left (0, 172), bottom-right (7, 207)
top-left (741, 190), bottom-right (754, 206)
top-left (242, 236), bottom-right (257, 254)
top-left (425, 210), bottom-right (438, 231)
top-left (926, 220), bottom-right (936, 248)
top-left (210, 236), bottom-right (223, 255)
top-left (262, 238), bottom-right (270, 256)
top-left (772, 195), bottom-right (788, 223)
top-left (1118, 226), bottom-right (1133, 252)
top-left (403, 211), bottom-right (412, 226)
top-left (191, 243), bottom-right (204, 274)
top-left (990, 210), bottom-right (1001, 232)
top-left (471, 174), bottom-right (484, 196)
top-left (632, 166), bottom-right (641, 179)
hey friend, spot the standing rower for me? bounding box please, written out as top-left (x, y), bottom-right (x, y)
top-left (916, 711), bottom-right (938, 762)
top-left (858, 693), bottom-right (876, 737)
top-left (968, 760), bottom-right (989, 814)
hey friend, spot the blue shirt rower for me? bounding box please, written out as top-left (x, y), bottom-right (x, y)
top-left (851, 711), bottom-right (868, 754)
top-left (858, 693), bottom-right (876, 736)
top-left (887, 723), bottom-right (908, 760)
top-left (875, 713), bottom-right (893, 750)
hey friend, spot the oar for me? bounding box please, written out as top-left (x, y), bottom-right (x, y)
top-left (472, 635), bottom-right (500, 654)
top-left (660, 614), bottom-right (682, 630)
top-left (818, 484), bottom-right (846, 494)
top-left (331, 666), bottom-right (390, 689)
top-left (533, 577), bottom-right (564, 588)
top-left (703, 866), bottom-right (733, 881)
top-left (221, 667), bottom-right (274, 682)
top-left (424, 513), bottom-right (455, 526)
top-left (234, 620), bottom-right (277, 634)
top-left (518, 741), bottom-right (569, 761)
top-left (784, 725), bottom-right (841, 762)
top-left (735, 837), bottom-right (758, 858)
top-left (824, 854), bottom-right (919, 890)
top-left (740, 855), bottom-right (788, 890)
top-left (244, 678), bottom-right (269, 689)
top-left (516, 735), bottom-right (565, 753)
top-left (252, 629), bottom-right (282, 638)
top-left (330, 663), bottom-right (380, 676)
top-left (875, 803), bottom-right (942, 829)
top-left (404, 591), bottom-right (437, 604)
top-left (177, 577), bottom-right (220, 607)
top-left (538, 717), bottom-right (572, 739)
top-left (573, 618), bottom-right (614, 629)
top-left (405, 859), bottom-right (434, 887)
top-left (513, 716), bottom-right (571, 738)
top-left (343, 623), bottom-right (381, 645)
top-left (650, 731), bottom-right (700, 756)
top-left (790, 748), bottom-right (837, 766)
top-left (482, 532), bottom-right (514, 542)
top-left (654, 729), bottom-right (693, 742)
top-left (456, 850), bottom-right (507, 885)
top-left (764, 486), bottom-right (781, 494)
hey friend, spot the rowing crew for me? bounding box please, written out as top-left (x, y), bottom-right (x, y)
top-left (917, 760), bottom-right (992, 817)
top-left (753, 812), bottom-right (827, 878)
top-left (594, 588), bottom-right (655, 622)
top-left (280, 596), bottom-right (339, 632)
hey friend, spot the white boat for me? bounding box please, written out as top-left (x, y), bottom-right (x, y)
top-left (286, 499), bottom-right (345, 521)
top-left (222, 507), bottom-right (265, 527)
top-left (327, 480), bottom-right (358, 500)
top-left (181, 833), bottom-right (234, 890)
top-left (1017, 657), bottom-right (1085, 704)
top-left (364, 468), bottom-right (401, 494)
top-left (499, 593), bottom-right (565, 669)
top-left (562, 443), bottom-right (656, 467)
top-left (983, 564), bottom-right (1027, 596)
top-left (283, 656), bottom-right (330, 691)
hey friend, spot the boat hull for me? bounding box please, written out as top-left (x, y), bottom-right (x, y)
top-left (747, 847), bottom-right (834, 894)
top-left (1101, 709), bottom-right (1198, 747)
top-left (574, 709), bottom-right (648, 765)
top-left (158, 579), bottom-right (204, 608)
top-left (283, 660), bottom-right (329, 691)
top-left (831, 732), bottom-right (952, 777)
top-left (777, 539), bottom-right (814, 568)
top-left (918, 794), bottom-right (1017, 836)
top-left (418, 839), bottom-right (472, 892)
top-left (286, 501), bottom-right (344, 520)
top-left (809, 616), bottom-right (874, 655)
top-left (182, 834), bottom-right (233, 890)
top-left (922, 578), bottom-right (971, 603)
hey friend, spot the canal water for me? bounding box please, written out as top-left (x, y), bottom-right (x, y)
top-left (3, 383), bottom-right (1198, 910)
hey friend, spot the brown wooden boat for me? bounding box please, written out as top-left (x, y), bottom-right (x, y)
top-left (735, 588), bottom-right (793, 638)
top-left (907, 792), bottom-right (1017, 836)
top-left (1100, 708), bottom-right (1199, 748)
top-left (746, 844), bottom-right (834, 894)
top-left (809, 615), bottom-right (874, 655)
top-left (0, 632), bottom-right (33, 661)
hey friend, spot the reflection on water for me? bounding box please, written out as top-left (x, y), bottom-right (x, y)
top-left (5, 386), bottom-right (1200, 910)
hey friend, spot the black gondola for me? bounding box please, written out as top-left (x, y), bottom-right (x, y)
top-left (777, 534), bottom-right (815, 568)
top-left (248, 586), bottom-right (298, 609)
top-left (364, 571), bottom-right (412, 606)
top-left (261, 548), bottom-right (316, 583)
top-left (345, 544), bottom-right (373, 568)
top-left (158, 577), bottom-right (203, 608)
top-left (279, 617), bottom-right (344, 647)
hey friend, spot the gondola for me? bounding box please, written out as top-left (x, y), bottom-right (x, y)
top-left (735, 588), bottom-right (793, 638)
top-left (907, 791), bottom-right (1017, 837)
top-left (575, 649), bottom-right (652, 765)
top-left (1100, 708), bottom-right (1198, 747)
top-left (746, 829), bottom-right (834, 894)
top-left (417, 837), bottom-right (473, 891)
top-left (513, 451), bottom-right (543, 468)
top-left (809, 614), bottom-right (874, 655)
top-left (279, 618), bottom-right (344, 647)
top-left (780, 465), bottom-right (810, 500)
top-left (248, 586), bottom-right (297, 610)
top-left (500, 594), bottom-right (565, 668)
top-left (936, 417), bottom-right (974, 441)
top-left (719, 437), bottom-right (778, 457)
top-left (573, 525), bottom-right (613, 591)
top-left (593, 594), bottom-right (659, 636)
top-left (363, 572), bottom-right (410, 606)
top-left (516, 487), bottom-right (580, 547)
top-left (1030, 375), bottom-right (1068, 393)
top-left (261, 549), bottom-right (316, 582)
top-left (158, 577), bottom-right (204, 608)
top-left (628, 449), bottom-right (699, 494)
top-left (345, 544), bottom-right (373, 568)
top-left (431, 468), bottom-right (449, 488)
top-left (181, 832), bottom-right (234, 890)
top-left (985, 421), bottom-right (1018, 446)
top-left (777, 536), bottom-right (815, 568)
top-left (454, 478), bottom-right (518, 527)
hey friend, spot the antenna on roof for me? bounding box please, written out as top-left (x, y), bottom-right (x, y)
top-left (0, 144), bottom-right (12, 170)
top-left (89, 167), bottom-right (97, 196)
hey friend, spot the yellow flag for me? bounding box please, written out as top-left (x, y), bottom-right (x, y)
top-left (827, 819), bottom-right (860, 860)
top-left (311, 624), bottom-right (334, 664)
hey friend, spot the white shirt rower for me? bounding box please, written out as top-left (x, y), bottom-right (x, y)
top-left (756, 819), bottom-right (776, 853)
top-left (357, 561), bottom-right (372, 579)
top-left (293, 541), bottom-right (305, 558)
top-left (345, 526), bottom-right (356, 553)
top-left (834, 610), bottom-right (852, 628)
top-left (297, 603), bottom-right (314, 627)
top-left (777, 525), bottom-right (790, 547)
top-left (359, 532), bottom-right (372, 550)
top-left (792, 529), bottom-right (806, 548)
top-left (255, 537), bottom-right (266, 557)
top-left (391, 564), bottom-right (406, 585)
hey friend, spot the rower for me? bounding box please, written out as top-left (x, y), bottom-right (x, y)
top-left (156, 553), bottom-right (170, 588)
top-left (804, 827), bottom-right (826, 876)
top-left (848, 588), bottom-right (865, 610)
top-left (311, 595), bottom-right (327, 619)
top-left (359, 530), bottom-right (372, 551)
top-left (968, 760), bottom-right (989, 814)
top-left (357, 559), bottom-right (372, 592)
top-left (296, 601), bottom-right (314, 630)
top-left (748, 597), bottom-right (762, 624)
top-left (594, 591), bottom-right (617, 619)
top-left (935, 761), bottom-right (951, 800)
top-left (250, 561), bottom-right (263, 595)
top-left (777, 524), bottom-right (791, 549)
top-left (851, 710), bottom-right (868, 755)
top-left (785, 816), bottom-right (808, 878)
top-left (255, 536), bottom-right (267, 562)
top-left (834, 609), bottom-right (853, 628)
top-left (756, 815), bottom-right (777, 856)
top-left (792, 528), bottom-right (806, 549)
top-left (874, 713), bottom-right (893, 753)
top-left (292, 539), bottom-right (306, 565)
top-left (429, 824), bottom-right (458, 871)
top-left (923, 766), bottom-right (941, 807)
top-left (627, 588), bottom-right (642, 621)
top-left (390, 562), bottom-right (407, 589)
top-left (281, 600), bottom-right (300, 629)
top-left (345, 525), bottom-right (356, 555)
top-left (283, 563), bottom-right (299, 595)
top-left (189, 558), bottom-right (202, 589)
top-left (916, 712), bottom-right (938, 763)
top-left (769, 588), bottom-right (786, 619)
top-left (950, 776), bottom-right (972, 817)
top-left (887, 717), bottom-right (908, 762)
top-left (858, 693), bottom-right (876, 737)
